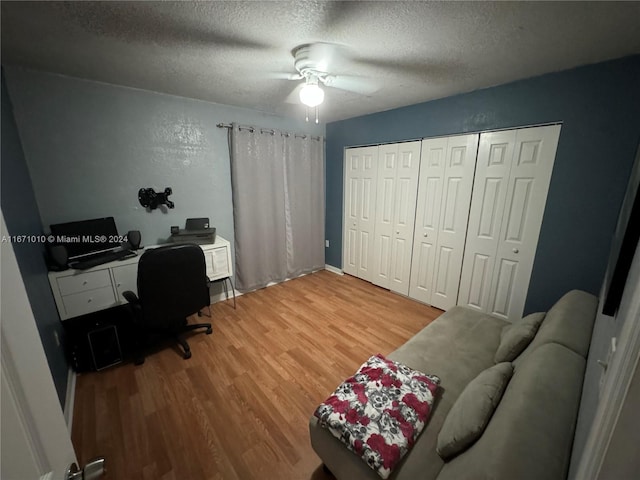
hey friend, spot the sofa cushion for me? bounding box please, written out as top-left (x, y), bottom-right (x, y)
top-left (494, 313), bottom-right (545, 362)
top-left (516, 290), bottom-right (598, 364)
top-left (436, 343), bottom-right (586, 480)
top-left (437, 362), bottom-right (514, 460)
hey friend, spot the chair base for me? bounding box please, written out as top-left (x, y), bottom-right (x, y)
top-left (133, 320), bottom-right (212, 364)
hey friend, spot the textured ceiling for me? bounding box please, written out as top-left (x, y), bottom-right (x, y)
top-left (2, 1), bottom-right (640, 123)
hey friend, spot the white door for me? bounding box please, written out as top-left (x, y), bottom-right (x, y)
top-left (409, 134), bottom-right (478, 309)
top-left (458, 125), bottom-right (561, 320)
top-left (428, 134), bottom-right (479, 310)
top-left (343, 146), bottom-right (378, 281)
top-left (1, 213), bottom-right (77, 480)
top-left (388, 141), bottom-right (421, 295)
top-left (371, 141), bottom-right (421, 293)
top-left (458, 130), bottom-right (515, 314)
top-left (487, 125), bottom-right (561, 319)
top-left (371, 143), bottom-right (398, 288)
top-left (410, 137), bottom-right (448, 304)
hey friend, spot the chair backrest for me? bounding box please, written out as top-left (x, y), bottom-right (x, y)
top-left (136, 243), bottom-right (209, 328)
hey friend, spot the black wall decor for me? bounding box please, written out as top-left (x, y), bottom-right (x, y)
top-left (603, 183), bottom-right (640, 316)
top-left (138, 187), bottom-right (174, 210)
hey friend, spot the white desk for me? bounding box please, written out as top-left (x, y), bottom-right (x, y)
top-left (48, 236), bottom-right (232, 321)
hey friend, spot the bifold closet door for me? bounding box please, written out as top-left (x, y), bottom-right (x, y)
top-left (371, 141), bottom-right (421, 294)
top-left (458, 124), bottom-right (561, 320)
top-left (409, 134), bottom-right (479, 309)
top-left (343, 146), bottom-right (379, 281)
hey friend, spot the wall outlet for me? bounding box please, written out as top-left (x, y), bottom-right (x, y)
top-left (325, 240), bottom-right (330, 247)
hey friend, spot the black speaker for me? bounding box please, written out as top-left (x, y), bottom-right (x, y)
top-left (126, 230), bottom-right (141, 250)
top-left (48, 244), bottom-right (68, 271)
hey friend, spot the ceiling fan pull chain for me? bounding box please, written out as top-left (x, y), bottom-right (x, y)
top-left (315, 106), bottom-right (319, 124)
top-left (305, 106), bottom-right (309, 123)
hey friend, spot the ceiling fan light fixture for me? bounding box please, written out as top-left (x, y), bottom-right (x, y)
top-left (299, 82), bottom-right (324, 107)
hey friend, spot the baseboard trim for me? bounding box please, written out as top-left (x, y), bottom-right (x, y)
top-left (210, 289), bottom-right (242, 305)
top-left (325, 264), bottom-right (344, 275)
top-left (63, 367), bottom-right (76, 431)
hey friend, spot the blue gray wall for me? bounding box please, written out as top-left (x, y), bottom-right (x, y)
top-left (325, 55), bottom-right (640, 313)
top-left (3, 67), bottom-right (324, 279)
top-left (1, 71), bottom-right (68, 407)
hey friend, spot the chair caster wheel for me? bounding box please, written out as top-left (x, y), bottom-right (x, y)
top-left (206, 327), bottom-right (213, 334)
top-left (183, 350), bottom-right (192, 359)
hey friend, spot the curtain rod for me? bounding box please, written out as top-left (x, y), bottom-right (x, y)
top-left (216, 123), bottom-right (323, 141)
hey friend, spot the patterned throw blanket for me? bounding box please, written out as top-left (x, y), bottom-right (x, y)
top-left (314, 354), bottom-right (440, 479)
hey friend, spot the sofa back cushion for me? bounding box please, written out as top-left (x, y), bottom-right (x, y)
top-left (519, 290), bottom-right (598, 362)
top-left (436, 343), bottom-right (586, 480)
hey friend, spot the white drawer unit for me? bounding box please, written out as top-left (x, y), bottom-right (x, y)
top-left (205, 246), bottom-right (232, 281)
top-left (61, 286), bottom-right (117, 319)
top-left (111, 263), bottom-right (139, 301)
top-left (56, 269), bottom-right (112, 296)
top-left (49, 236), bottom-right (233, 321)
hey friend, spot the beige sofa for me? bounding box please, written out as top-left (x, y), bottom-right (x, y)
top-left (309, 290), bottom-right (598, 480)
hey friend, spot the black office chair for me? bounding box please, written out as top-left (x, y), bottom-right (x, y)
top-left (123, 243), bottom-right (212, 363)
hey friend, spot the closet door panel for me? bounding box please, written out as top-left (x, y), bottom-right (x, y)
top-left (343, 151), bottom-right (360, 276)
top-left (372, 145), bottom-right (398, 288)
top-left (380, 142), bottom-right (420, 295)
top-left (342, 146), bottom-right (378, 280)
top-left (487, 125), bottom-right (561, 320)
top-left (357, 150), bottom-right (378, 281)
top-left (409, 138), bottom-right (447, 303)
top-left (458, 131), bottom-right (516, 313)
top-left (389, 142), bottom-right (421, 295)
top-left (430, 134), bottom-right (479, 310)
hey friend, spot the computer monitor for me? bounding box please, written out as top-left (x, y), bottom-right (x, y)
top-left (50, 217), bottom-right (120, 260)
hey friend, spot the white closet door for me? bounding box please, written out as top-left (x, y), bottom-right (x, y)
top-left (409, 137), bottom-right (448, 303)
top-left (487, 125), bottom-right (561, 319)
top-left (343, 146), bottom-right (379, 280)
top-left (459, 130), bottom-right (516, 313)
top-left (459, 125), bottom-right (561, 320)
top-left (372, 144), bottom-right (399, 288)
top-left (429, 134), bottom-right (479, 310)
top-left (389, 141), bottom-right (421, 295)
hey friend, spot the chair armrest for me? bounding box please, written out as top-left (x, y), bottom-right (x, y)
top-left (122, 290), bottom-right (139, 304)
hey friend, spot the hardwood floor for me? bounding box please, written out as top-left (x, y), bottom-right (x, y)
top-left (71, 270), bottom-right (442, 480)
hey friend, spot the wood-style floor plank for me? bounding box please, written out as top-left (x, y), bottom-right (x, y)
top-left (71, 270), bottom-right (441, 479)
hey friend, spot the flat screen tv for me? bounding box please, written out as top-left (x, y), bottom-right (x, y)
top-left (49, 217), bottom-right (120, 260)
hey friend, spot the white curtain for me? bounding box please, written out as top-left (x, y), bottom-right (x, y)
top-left (229, 124), bottom-right (324, 291)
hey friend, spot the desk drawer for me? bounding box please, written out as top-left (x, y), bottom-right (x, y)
top-left (62, 286), bottom-right (117, 318)
top-left (206, 247), bottom-right (230, 280)
top-left (57, 270), bottom-right (112, 296)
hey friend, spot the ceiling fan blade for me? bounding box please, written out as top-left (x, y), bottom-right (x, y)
top-left (323, 75), bottom-right (380, 96)
top-left (266, 72), bottom-right (303, 81)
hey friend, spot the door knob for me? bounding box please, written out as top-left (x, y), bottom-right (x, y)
top-left (396, 231), bottom-right (400, 235)
top-left (513, 248), bottom-right (519, 254)
top-left (423, 233), bottom-right (428, 237)
top-left (66, 457), bottom-right (106, 480)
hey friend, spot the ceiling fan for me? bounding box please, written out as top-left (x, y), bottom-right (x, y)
top-left (278, 42), bottom-right (380, 123)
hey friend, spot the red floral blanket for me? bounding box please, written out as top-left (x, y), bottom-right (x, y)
top-left (314, 354), bottom-right (440, 479)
